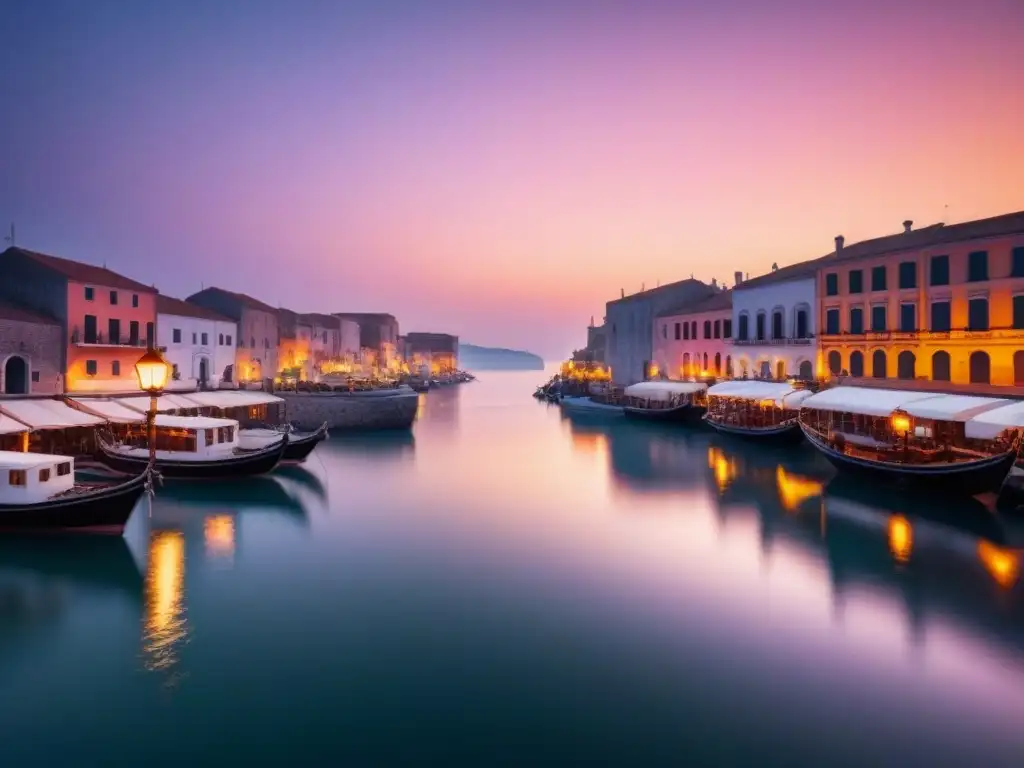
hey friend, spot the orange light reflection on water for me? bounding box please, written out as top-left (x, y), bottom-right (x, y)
top-left (144, 530), bottom-right (188, 674)
top-left (204, 515), bottom-right (236, 562)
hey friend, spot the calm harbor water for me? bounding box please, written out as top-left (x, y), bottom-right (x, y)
top-left (2, 367), bottom-right (1024, 766)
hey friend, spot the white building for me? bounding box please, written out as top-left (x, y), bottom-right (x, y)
top-left (157, 295), bottom-right (238, 389)
top-left (730, 259), bottom-right (827, 380)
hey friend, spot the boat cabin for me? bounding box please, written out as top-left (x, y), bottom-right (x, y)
top-left (118, 414), bottom-right (241, 461)
top-left (0, 451), bottom-right (75, 505)
top-left (623, 381), bottom-right (708, 411)
top-left (706, 380), bottom-right (815, 430)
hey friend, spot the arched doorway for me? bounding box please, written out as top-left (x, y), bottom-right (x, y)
top-left (872, 350), bottom-right (887, 378)
top-left (969, 351), bottom-right (990, 384)
top-left (931, 351), bottom-right (950, 381)
top-left (3, 355), bottom-right (28, 395)
top-left (850, 351), bottom-right (864, 377)
top-left (828, 351), bottom-right (841, 375)
top-left (897, 351), bottom-right (916, 380)
top-left (198, 357), bottom-right (209, 388)
top-left (799, 360), bottom-right (813, 379)
top-left (223, 364), bottom-right (234, 383)
top-left (759, 360), bottom-right (771, 378)
top-left (714, 352), bottom-right (721, 374)
top-left (776, 361), bottom-right (786, 380)
top-left (1015, 351), bottom-right (1024, 385)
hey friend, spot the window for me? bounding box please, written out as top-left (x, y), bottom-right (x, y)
top-left (8, 470), bottom-right (26, 487)
top-left (795, 309), bottom-right (808, 338)
top-left (691, 321), bottom-right (697, 339)
top-left (723, 319), bottom-right (732, 338)
top-left (109, 290), bottom-right (118, 305)
top-left (931, 301), bottom-right (951, 332)
top-left (1015, 351), bottom-right (1024, 385)
top-left (192, 332), bottom-right (197, 344)
top-left (897, 351), bottom-right (916, 380)
top-left (899, 303), bottom-right (916, 332)
top-left (934, 350), bottom-right (954, 379)
top-left (1015, 296), bottom-right (1024, 329)
top-left (84, 314), bottom-right (97, 343)
top-left (714, 352), bottom-right (721, 373)
top-left (737, 315), bottom-right (748, 341)
top-left (173, 328), bottom-right (182, 344)
top-left (871, 266), bottom-right (886, 291)
top-left (850, 351), bottom-right (864, 377)
top-left (756, 313), bottom-right (766, 340)
top-left (146, 323), bottom-right (154, 346)
top-left (871, 305), bottom-right (886, 332)
top-left (703, 320), bottom-right (711, 339)
top-left (31, 371), bottom-right (39, 383)
top-left (219, 333), bottom-right (225, 345)
top-left (703, 352), bottom-right (709, 370)
top-left (968, 297), bottom-right (989, 331)
top-left (132, 294), bottom-right (139, 308)
top-left (111, 361), bottom-right (120, 376)
top-left (39, 467), bottom-right (51, 482)
top-left (898, 261), bottom-right (916, 289)
top-left (848, 270), bottom-right (863, 294)
top-left (201, 332), bottom-right (208, 345)
top-left (172, 363), bottom-right (179, 379)
top-left (930, 255), bottom-right (949, 286)
top-left (661, 324), bottom-right (667, 339)
top-left (57, 462), bottom-right (71, 476)
top-left (86, 359), bottom-right (97, 376)
top-left (84, 286), bottom-right (94, 301)
top-left (828, 350), bottom-right (841, 375)
top-left (872, 350), bottom-right (887, 378)
top-left (1013, 247), bottom-right (1024, 278)
top-left (969, 351), bottom-right (990, 384)
top-left (674, 323), bottom-right (680, 340)
top-left (129, 321), bottom-right (139, 345)
top-left (713, 320), bottom-right (721, 339)
top-left (226, 335), bottom-right (232, 346)
top-left (205, 429), bottom-right (215, 447)
top-left (825, 308), bottom-right (839, 335)
top-left (825, 273), bottom-right (838, 296)
top-left (771, 311), bottom-right (783, 339)
top-left (967, 250), bottom-right (988, 282)
top-left (849, 307), bottom-right (863, 334)
top-left (683, 323), bottom-right (690, 340)
top-left (108, 318), bottom-right (120, 344)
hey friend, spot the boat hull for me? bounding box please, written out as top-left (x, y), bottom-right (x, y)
top-left (97, 436), bottom-right (287, 480)
top-left (800, 423), bottom-right (1016, 495)
top-left (559, 397), bottom-right (624, 417)
top-left (623, 404), bottom-right (704, 424)
top-left (283, 423), bottom-right (328, 463)
top-left (705, 417), bottom-right (804, 444)
top-left (0, 471), bottom-right (148, 534)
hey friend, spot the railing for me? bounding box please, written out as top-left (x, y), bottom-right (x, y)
top-left (819, 327), bottom-right (1024, 343)
top-left (71, 328), bottom-right (149, 347)
top-left (731, 336), bottom-right (814, 346)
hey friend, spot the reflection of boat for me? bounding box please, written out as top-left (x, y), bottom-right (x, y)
top-left (560, 396), bottom-right (624, 418)
top-left (323, 431), bottom-right (415, 458)
top-left (0, 451), bottom-right (150, 534)
top-left (705, 380), bottom-right (813, 443)
top-left (622, 381), bottom-right (707, 423)
top-left (0, 535), bottom-right (144, 594)
top-left (151, 476), bottom-right (307, 518)
top-left (272, 465), bottom-right (328, 500)
top-left (799, 387), bottom-right (1020, 495)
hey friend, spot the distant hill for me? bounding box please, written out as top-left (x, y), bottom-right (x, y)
top-left (459, 343), bottom-right (544, 370)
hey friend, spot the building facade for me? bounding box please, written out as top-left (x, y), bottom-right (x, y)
top-left (279, 310), bottom-right (348, 379)
top-left (653, 291), bottom-right (733, 378)
top-left (731, 263), bottom-right (824, 380)
top-left (0, 302), bottom-right (63, 395)
top-left (157, 295), bottom-right (237, 389)
top-left (818, 212), bottom-right (1024, 387)
top-left (0, 247), bottom-right (158, 393)
top-left (187, 287), bottom-right (279, 384)
top-left (333, 313), bottom-right (400, 369)
top-left (604, 279), bottom-right (717, 385)
top-left (403, 332), bottom-right (459, 373)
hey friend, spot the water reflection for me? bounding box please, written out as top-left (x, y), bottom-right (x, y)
top-left (204, 515), bottom-right (236, 564)
top-left (143, 530), bottom-right (187, 677)
top-left (324, 431), bottom-right (415, 461)
top-left (418, 385), bottom-right (461, 430)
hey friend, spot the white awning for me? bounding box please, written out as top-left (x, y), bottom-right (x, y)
top-left (624, 380), bottom-right (707, 402)
top-left (800, 387), bottom-right (944, 417)
top-left (0, 399), bottom-right (104, 430)
top-left (707, 380), bottom-right (814, 407)
top-left (901, 394), bottom-right (1012, 423)
top-left (0, 414), bottom-right (29, 435)
top-left (783, 389), bottom-right (816, 408)
top-left (181, 390), bottom-right (283, 408)
top-left (964, 401), bottom-right (1024, 440)
top-left (115, 393), bottom-right (201, 413)
top-left (157, 414), bottom-right (238, 429)
top-left (69, 398), bottom-right (146, 424)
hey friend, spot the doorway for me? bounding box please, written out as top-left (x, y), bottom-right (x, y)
top-left (3, 356), bottom-right (28, 394)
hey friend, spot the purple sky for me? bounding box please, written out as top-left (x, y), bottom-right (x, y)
top-left (2, 0), bottom-right (1022, 359)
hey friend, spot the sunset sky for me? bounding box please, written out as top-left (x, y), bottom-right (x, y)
top-left (2, 0), bottom-right (1022, 359)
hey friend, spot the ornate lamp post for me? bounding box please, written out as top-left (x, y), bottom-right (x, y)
top-left (135, 348), bottom-right (170, 465)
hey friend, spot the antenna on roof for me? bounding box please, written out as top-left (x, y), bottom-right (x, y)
top-left (942, 204), bottom-right (949, 225)
top-left (3, 223), bottom-right (13, 247)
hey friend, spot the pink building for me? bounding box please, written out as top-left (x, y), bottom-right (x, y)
top-left (653, 291), bottom-right (734, 378)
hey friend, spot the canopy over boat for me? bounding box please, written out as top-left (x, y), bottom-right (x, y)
top-left (0, 399), bottom-right (104, 430)
top-left (707, 380), bottom-right (815, 408)
top-left (181, 390), bottom-right (283, 408)
top-left (964, 400), bottom-right (1024, 440)
top-left (116, 393), bottom-right (200, 413)
top-left (156, 414), bottom-right (238, 430)
top-left (623, 381), bottom-right (705, 402)
top-left (801, 386), bottom-right (1013, 423)
top-left (0, 414), bottom-right (28, 434)
top-left (69, 398), bottom-right (147, 424)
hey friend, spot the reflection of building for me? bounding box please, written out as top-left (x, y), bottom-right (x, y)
top-left (404, 332), bottom-right (458, 373)
top-left (203, 514), bottom-right (236, 564)
top-left (187, 287), bottom-right (280, 385)
top-left (333, 313), bottom-right (400, 369)
top-left (0, 301), bottom-right (62, 394)
top-left (654, 290), bottom-right (733, 378)
top-left (0, 246), bottom-right (158, 393)
top-left (157, 295), bottom-right (237, 390)
top-left (143, 530), bottom-right (188, 674)
top-left (818, 212), bottom-right (1024, 387)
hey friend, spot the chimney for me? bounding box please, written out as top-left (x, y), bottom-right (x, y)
top-left (835, 235), bottom-right (845, 252)
top-left (620, 288), bottom-right (625, 298)
top-left (711, 277), bottom-right (717, 287)
top-left (734, 270), bottom-right (743, 286)
top-left (903, 220), bottom-right (913, 233)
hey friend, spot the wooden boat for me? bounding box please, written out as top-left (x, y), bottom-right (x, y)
top-left (239, 422), bottom-right (328, 463)
top-left (559, 395), bottom-right (624, 417)
top-left (97, 414), bottom-right (287, 480)
top-left (798, 387), bottom-right (1022, 495)
top-left (704, 380), bottom-right (815, 443)
top-left (0, 451), bottom-right (149, 534)
top-left (621, 381), bottom-right (707, 423)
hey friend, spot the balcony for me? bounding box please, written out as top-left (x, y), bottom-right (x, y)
top-left (71, 329), bottom-right (149, 348)
top-left (731, 336), bottom-right (814, 347)
top-left (819, 327), bottom-right (1024, 344)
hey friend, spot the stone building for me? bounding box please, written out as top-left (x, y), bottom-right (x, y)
top-left (157, 295), bottom-right (237, 389)
top-left (654, 290), bottom-right (733, 378)
top-left (0, 301), bottom-right (62, 394)
top-left (403, 332), bottom-right (459, 373)
top-left (186, 287), bottom-right (279, 385)
top-left (333, 312), bottom-right (400, 369)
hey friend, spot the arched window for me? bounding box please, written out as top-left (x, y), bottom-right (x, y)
top-left (1015, 351), bottom-right (1024, 385)
top-left (795, 306), bottom-right (809, 339)
top-left (690, 321), bottom-right (697, 339)
top-left (703, 352), bottom-right (709, 371)
top-left (969, 351), bottom-right (990, 384)
top-left (897, 351), bottom-right (916, 380)
top-left (776, 360), bottom-right (786, 380)
top-left (703, 320), bottom-right (711, 339)
top-left (771, 310), bottom-right (784, 339)
top-left (932, 351), bottom-right (950, 381)
top-left (850, 351), bottom-right (864, 377)
top-left (714, 352), bottom-right (721, 374)
top-left (737, 313), bottom-right (749, 341)
top-left (828, 351), bottom-right (841, 375)
top-left (872, 350), bottom-right (887, 378)
top-left (799, 360), bottom-right (813, 379)
top-left (726, 355), bottom-right (733, 376)
top-left (682, 352), bottom-right (691, 374)
top-left (756, 312), bottom-right (766, 341)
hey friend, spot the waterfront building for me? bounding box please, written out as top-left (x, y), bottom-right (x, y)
top-left (732, 263), bottom-right (824, 379)
top-left (156, 295), bottom-right (237, 389)
top-left (604, 279), bottom-right (718, 385)
top-left (0, 301), bottom-right (62, 394)
top-left (333, 312), bottom-right (400, 370)
top-left (817, 211), bottom-right (1024, 387)
top-left (278, 310), bottom-right (348, 379)
top-left (186, 287), bottom-right (279, 385)
top-left (0, 246), bottom-right (157, 393)
top-left (653, 290), bottom-right (733, 378)
top-left (404, 332), bottom-right (459, 373)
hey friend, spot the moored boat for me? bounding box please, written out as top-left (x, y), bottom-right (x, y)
top-left (97, 414), bottom-right (288, 480)
top-left (621, 381), bottom-right (707, 423)
top-left (559, 395), bottom-right (625, 417)
top-left (798, 386), bottom-right (1022, 495)
top-left (239, 422), bottom-right (329, 463)
top-left (704, 380), bottom-right (815, 442)
top-left (0, 451), bottom-right (150, 534)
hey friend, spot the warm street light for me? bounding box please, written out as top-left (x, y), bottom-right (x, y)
top-left (135, 348), bottom-right (170, 465)
top-left (890, 409), bottom-right (911, 435)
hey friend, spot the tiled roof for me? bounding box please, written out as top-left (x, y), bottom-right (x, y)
top-left (657, 290), bottom-right (733, 318)
top-left (0, 300), bottom-right (59, 325)
top-left (157, 295), bottom-right (234, 323)
top-left (606, 278), bottom-right (709, 306)
top-left (3, 246), bottom-right (157, 293)
top-left (188, 287), bottom-right (277, 314)
top-left (733, 254), bottom-right (833, 290)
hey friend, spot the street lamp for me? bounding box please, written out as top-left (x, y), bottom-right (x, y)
top-left (135, 348), bottom-right (170, 465)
